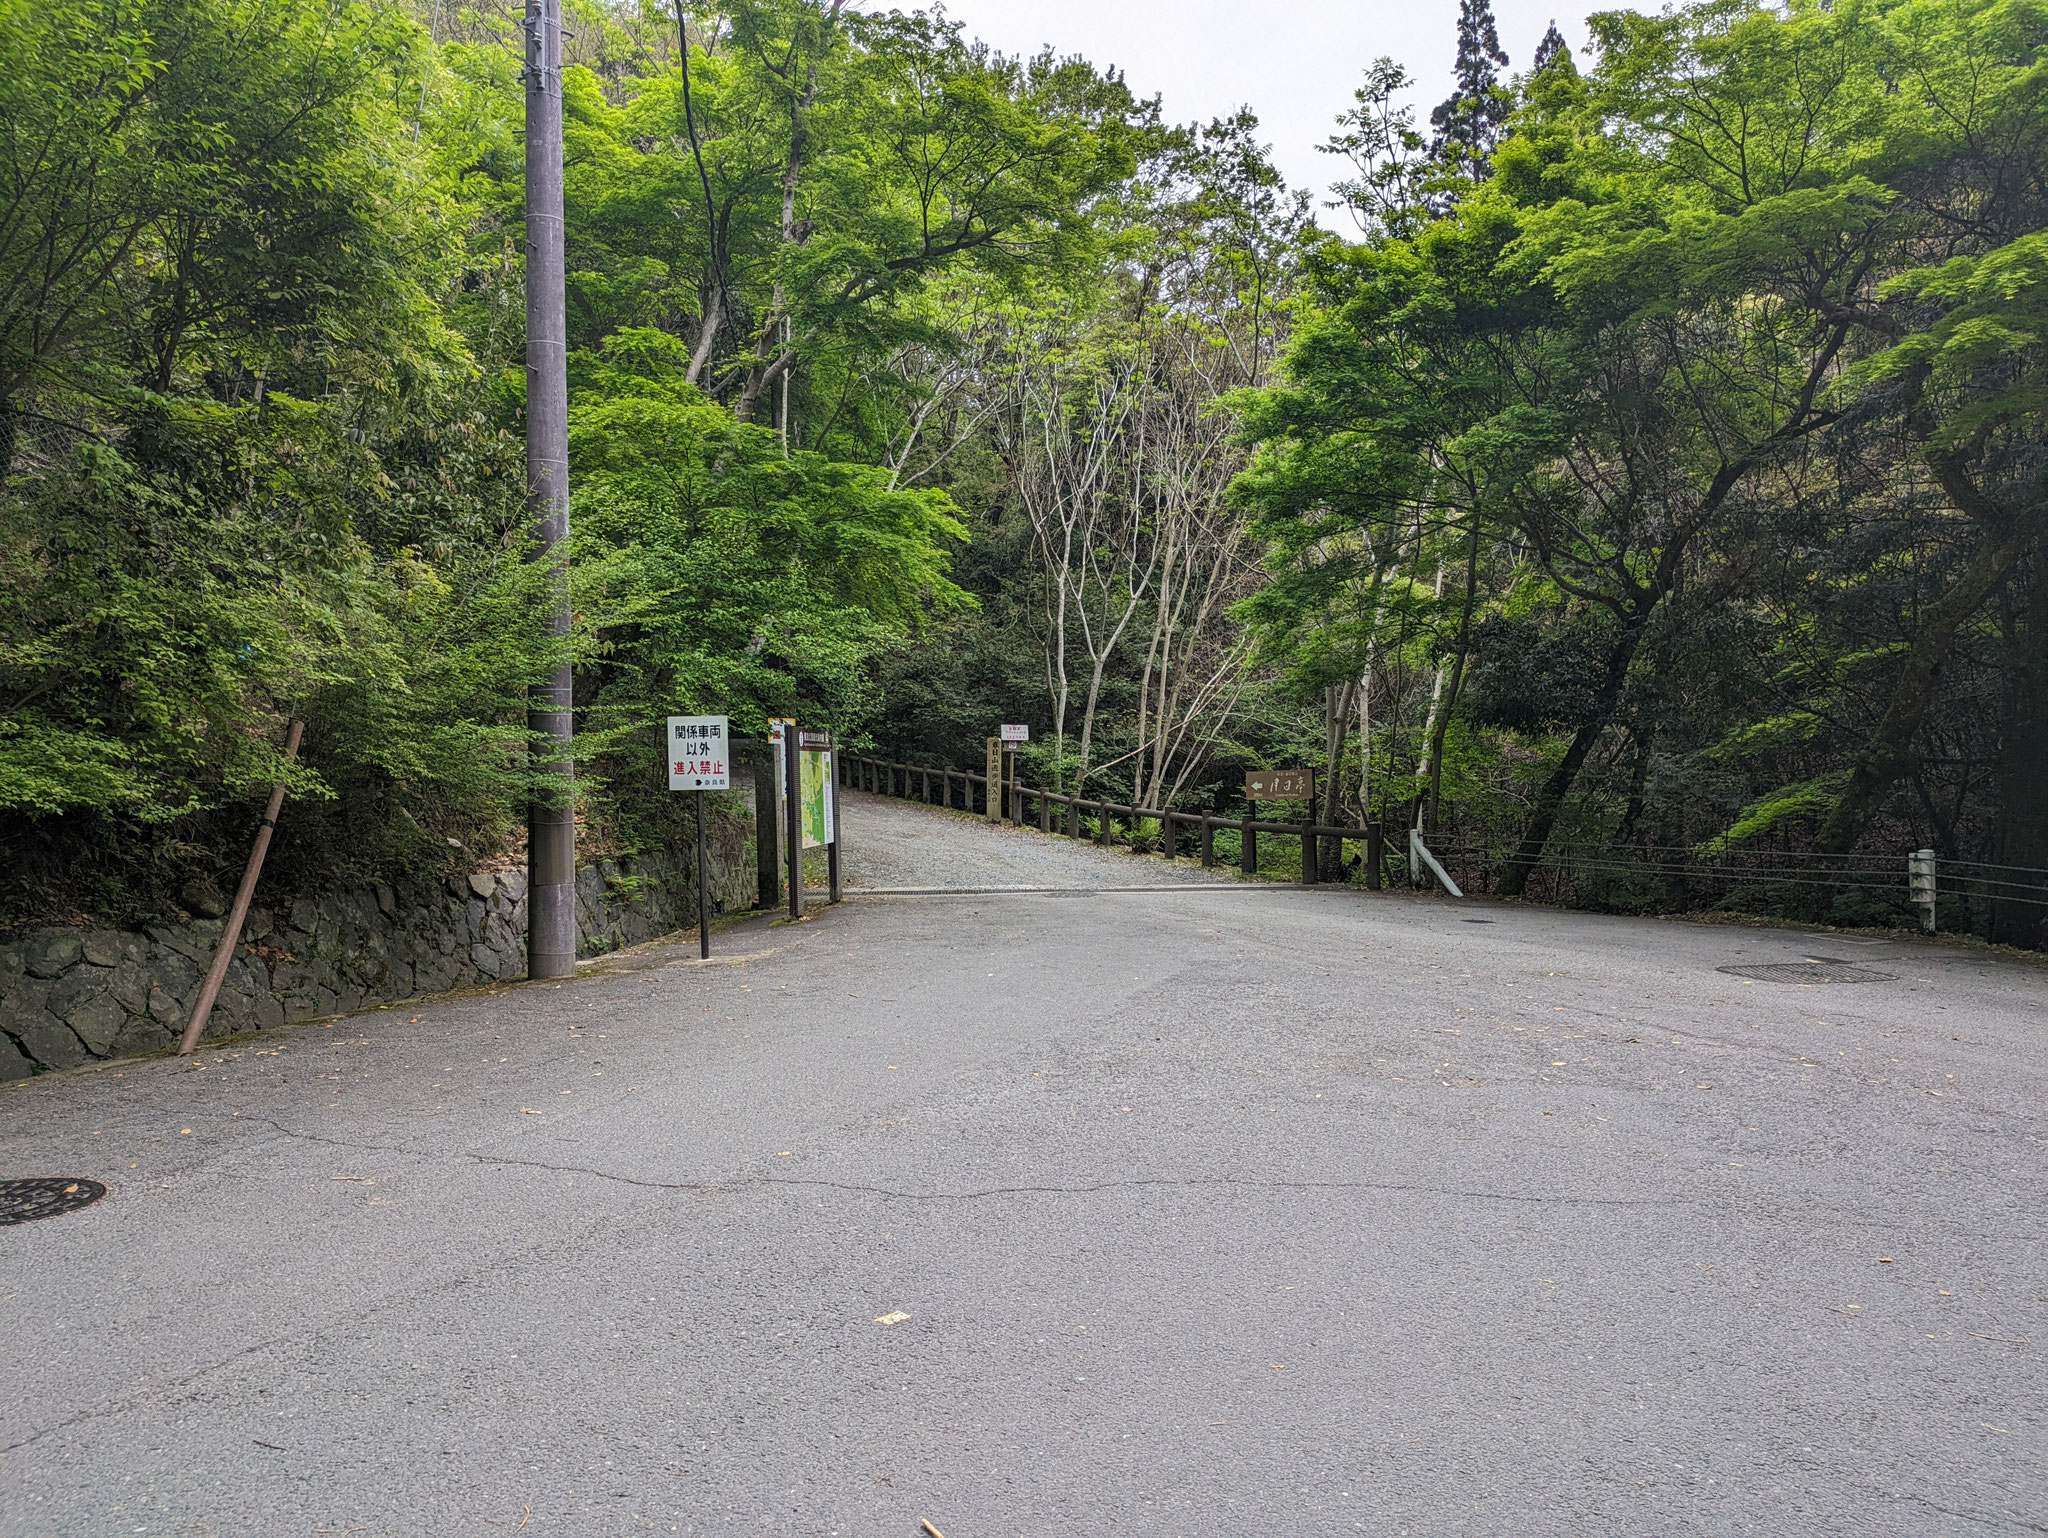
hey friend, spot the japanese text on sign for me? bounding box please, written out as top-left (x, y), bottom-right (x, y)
top-left (1244, 768), bottom-right (1313, 800)
top-left (668, 715), bottom-right (731, 790)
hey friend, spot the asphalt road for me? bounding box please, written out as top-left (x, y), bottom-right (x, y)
top-left (4, 792), bottom-right (2045, 1537)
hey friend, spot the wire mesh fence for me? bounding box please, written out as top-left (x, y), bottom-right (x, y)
top-left (1419, 837), bottom-right (2048, 945)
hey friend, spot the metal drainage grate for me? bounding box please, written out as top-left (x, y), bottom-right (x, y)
top-left (1, 1177), bottom-right (109, 1226)
top-left (1718, 958), bottom-right (1896, 984)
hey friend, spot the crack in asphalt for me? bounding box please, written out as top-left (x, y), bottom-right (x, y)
top-left (3, 1191), bottom-right (638, 1456)
top-left (1881, 1488), bottom-right (2048, 1536)
top-left (218, 1116), bottom-right (2041, 1246)
top-left (234, 1115), bottom-right (1678, 1210)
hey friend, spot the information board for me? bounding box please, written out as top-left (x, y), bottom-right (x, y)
top-left (668, 716), bottom-right (731, 790)
top-left (799, 746), bottom-right (834, 849)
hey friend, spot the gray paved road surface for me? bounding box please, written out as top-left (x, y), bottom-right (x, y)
top-left (3, 791), bottom-right (2045, 1536)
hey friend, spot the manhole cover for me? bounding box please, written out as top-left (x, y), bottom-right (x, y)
top-left (1, 1177), bottom-right (109, 1226)
top-left (1717, 958), bottom-right (1895, 984)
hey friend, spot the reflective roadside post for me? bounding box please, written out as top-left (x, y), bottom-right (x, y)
top-left (826, 732), bottom-right (842, 904)
top-left (1909, 848), bottom-right (1937, 933)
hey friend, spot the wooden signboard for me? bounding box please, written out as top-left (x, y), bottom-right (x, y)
top-left (1244, 768), bottom-right (1314, 801)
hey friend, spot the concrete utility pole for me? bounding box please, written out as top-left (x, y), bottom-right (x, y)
top-left (524, 0), bottom-right (575, 980)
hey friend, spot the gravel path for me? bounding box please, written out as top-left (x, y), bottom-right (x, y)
top-left (838, 789), bottom-right (1232, 891)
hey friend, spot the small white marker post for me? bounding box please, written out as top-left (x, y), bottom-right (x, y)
top-left (669, 716), bottom-right (730, 958)
top-left (1908, 848), bottom-right (1937, 933)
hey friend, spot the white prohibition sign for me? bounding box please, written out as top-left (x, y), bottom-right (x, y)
top-left (668, 715), bottom-right (731, 790)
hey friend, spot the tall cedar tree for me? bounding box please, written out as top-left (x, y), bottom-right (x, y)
top-left (1429, 0), bottom-right (1510, 179)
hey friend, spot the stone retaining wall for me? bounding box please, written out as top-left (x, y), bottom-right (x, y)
top-left (0, 824), bottom-right (757, 1079)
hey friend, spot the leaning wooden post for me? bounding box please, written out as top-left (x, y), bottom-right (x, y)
top-left (180, 719), bottom-right (305, 1055)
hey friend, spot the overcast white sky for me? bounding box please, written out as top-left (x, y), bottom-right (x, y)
top-left (923, 1), bottom-right (1620, 208)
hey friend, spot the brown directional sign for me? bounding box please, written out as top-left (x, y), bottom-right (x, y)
top-left (1244, 768), bottom-right (1314, 801)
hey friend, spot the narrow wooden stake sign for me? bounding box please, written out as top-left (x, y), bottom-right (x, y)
top-left (180, 720), bottom-right (304, 1055)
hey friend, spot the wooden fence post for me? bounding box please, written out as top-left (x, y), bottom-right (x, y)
top-left (756, 746), bottom-right (779, 909)
top-left (1302, 815), bottom-right (1318, 885)
top-left (1365, 822), bottom-right (1384, 890)
top-left (1241, 812), bottom-right (1257, 877)
top-left (1201, 816), bottom-right (1215, 868)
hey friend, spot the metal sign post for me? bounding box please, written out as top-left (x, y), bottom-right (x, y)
top-left (784, 724), bottom-right (803, 920)
top-left (669, 715), bottom-right (729, 958)
top-left (765, 719), bottom-right (792, 909)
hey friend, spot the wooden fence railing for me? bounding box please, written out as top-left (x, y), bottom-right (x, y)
top-left (837, 753), bottom-right (2048, 944)
top-left (839, 754), bottom-right (1389, 887)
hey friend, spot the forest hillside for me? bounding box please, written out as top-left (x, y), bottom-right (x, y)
top-left (3, 0), bottom-right (2043, 946)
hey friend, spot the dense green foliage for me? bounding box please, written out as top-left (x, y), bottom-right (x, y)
top-left (4, 0), bottom-right (2044, 946)
top-left (1234, 0), bottom-right (2048, 940)
top-left (0, 0), bottom-right (1112, 921)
